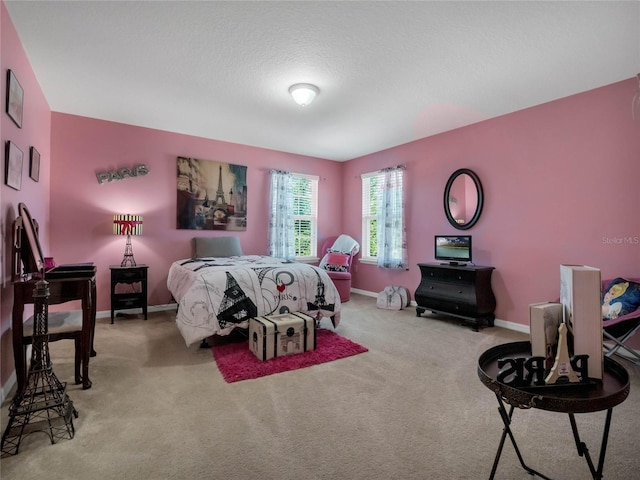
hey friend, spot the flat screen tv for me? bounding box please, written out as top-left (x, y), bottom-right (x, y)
top-left (434, 235), bottom-right (472, 265)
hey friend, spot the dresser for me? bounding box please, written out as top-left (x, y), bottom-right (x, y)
top-left (110, 265), bottom-right (148, 323)
top-left (415, 263), bottom-right (496, 330)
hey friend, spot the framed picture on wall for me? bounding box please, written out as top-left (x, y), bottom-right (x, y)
top-left (6, 70), bottom-right (24, 128)
top-left (5, 141), bottom-right (23, 191)
top-left (176, 156), bottom-right (247, 231)
top-left (30, 146), bottom-right (40, 182)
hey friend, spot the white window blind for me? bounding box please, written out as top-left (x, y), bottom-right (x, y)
top-left (361, 172), bottom-right (379, 260)
top-left (292, 173), bottom-right (318, 260)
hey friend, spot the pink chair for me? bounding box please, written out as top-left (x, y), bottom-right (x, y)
top-left (320, 236), bottom-right (358, 302)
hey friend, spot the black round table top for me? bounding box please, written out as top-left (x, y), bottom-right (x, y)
top-left (478, 341), bottom-right (630, 413)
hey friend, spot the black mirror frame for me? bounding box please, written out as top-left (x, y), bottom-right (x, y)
top-left (443, 168), bottom-right (484, 230)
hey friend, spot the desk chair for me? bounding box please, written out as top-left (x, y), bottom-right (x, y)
top-left (23, 311), bottom-right (83, 384)
top-left (602, 277), bottom-right (640, 365)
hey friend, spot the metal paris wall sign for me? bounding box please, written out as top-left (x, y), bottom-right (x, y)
top-left (96, 165), bottom-right (149, 184)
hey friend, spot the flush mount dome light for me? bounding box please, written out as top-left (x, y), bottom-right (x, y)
top-left (289, 83), bottom-right (319, 106)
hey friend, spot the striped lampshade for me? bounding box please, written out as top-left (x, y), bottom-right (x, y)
top-left (113, 214), bottom-right (143, 236)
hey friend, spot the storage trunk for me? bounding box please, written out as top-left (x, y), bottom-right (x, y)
top-left (249, 312), bottom-right (316, 361)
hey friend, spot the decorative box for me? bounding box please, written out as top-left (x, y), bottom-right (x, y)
top-left (249, 312), bottom-right (316, 361)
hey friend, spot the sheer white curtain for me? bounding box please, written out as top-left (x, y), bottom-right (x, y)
top-left (377, 166), bottom-right (408, 269)
top-left (268, 170), bottom-right (296, 261)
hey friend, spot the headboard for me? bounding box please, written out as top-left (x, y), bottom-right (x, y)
top-left (192, 236), bottom-right (243, 259)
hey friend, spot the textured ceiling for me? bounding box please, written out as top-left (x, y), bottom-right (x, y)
top-left (5, 1), bottom-right (640, 161)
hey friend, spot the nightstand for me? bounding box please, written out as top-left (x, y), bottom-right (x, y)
top-left (110, 265), bottom-right (148, 324)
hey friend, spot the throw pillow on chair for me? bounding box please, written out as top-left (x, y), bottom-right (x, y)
top-left (324, 252), bottom-right (350, 272)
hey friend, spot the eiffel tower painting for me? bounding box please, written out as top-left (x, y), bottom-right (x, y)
top-left (1, 279), bottom-right (77, 457)
top-left (176, 157), bottom-right (247, 232)
top-left (216, 272), bottom-right (257, 328)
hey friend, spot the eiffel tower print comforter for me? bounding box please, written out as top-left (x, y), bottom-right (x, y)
top-left (167, 255), bottom-right (342, 346)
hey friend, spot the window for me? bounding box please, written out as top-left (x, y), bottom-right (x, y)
top-left (361, 172), bottom-right (379, 260)
top-left (361, 167), bottom-right (407, 268)
top-left (268, 170), bottom-right (317, 261)
top-left (292, 173), bottom-right (318, 260)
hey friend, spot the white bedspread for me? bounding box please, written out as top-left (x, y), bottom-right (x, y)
top-left (167, 256), bottom-right (341, 346)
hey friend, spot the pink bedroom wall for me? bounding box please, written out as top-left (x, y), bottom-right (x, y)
top-left (344, 77), bottom-right (640, 329)
top-left (49, 114), bottom-right (343, 314)
top-left (0, 0), bottom-right (52, 392)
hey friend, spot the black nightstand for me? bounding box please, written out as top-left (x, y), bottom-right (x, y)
top-left (110, 265), bottom-right (148, 324)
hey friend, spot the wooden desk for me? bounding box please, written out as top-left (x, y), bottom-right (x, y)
top-left (12, 268), bottom-right (97, 391)
top-left (478, 341), bottom-right (630, 480)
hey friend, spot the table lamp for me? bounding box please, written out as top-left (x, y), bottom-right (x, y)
top-left (113, 214), bottom-right (143, 267)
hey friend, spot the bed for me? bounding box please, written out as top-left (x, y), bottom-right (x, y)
top-left (167, 238), bottom-right (342, 346)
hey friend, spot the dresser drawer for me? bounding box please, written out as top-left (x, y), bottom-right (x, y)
top-left (113, 269), bottom-right (146, 282)
top-left (113, 294), bottom-right (144, 309)
top-left (421, 266), bottom-right (475, 284)
top-left (419, 280), bottom-right (474, 302)
top-left (421, 297), bottom-right (476, 316)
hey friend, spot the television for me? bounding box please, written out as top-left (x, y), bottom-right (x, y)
top-left (434, 235), bottom-right (472, 265)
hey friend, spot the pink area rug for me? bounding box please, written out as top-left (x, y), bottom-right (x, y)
top-left (212, 329), bottom-right (368, 383)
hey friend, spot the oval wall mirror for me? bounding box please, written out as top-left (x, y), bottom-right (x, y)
top-left (443, 168), bottom-right (484, 230)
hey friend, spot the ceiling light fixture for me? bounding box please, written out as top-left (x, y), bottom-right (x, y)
top-left (289, 83), bottom-right (319, 107)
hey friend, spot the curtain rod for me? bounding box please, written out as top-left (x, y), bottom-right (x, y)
top-left (379, 164), bottom-right (406, 172)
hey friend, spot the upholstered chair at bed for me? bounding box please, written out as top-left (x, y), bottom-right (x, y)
top-left (319, 235), bottom-right (360, 303)
top-left (601, 277), bottom-right (640, 365)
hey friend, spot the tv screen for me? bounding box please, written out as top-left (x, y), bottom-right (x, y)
top-left (434, 235), bottom-right (472, 264)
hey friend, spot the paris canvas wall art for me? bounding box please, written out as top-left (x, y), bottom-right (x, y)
top-left (177, 157), bottom-right (247, 231)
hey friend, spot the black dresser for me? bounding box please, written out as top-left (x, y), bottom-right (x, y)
top-left (415, 263), bottom-right (496, 331)
top-left (110, 265), bottom-right (148, 323)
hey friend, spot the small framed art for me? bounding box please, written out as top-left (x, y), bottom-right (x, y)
top-left (6, 70), bottom-right (24, 128)
top-left (5, 141), bottom-right (23, 191)
top-left (30, 147), bottom-right (40, 182)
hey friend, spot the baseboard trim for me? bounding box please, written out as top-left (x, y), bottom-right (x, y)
top-left (351, 288), bottom-right (529, 334)
top-left (89, 294), bottom-right (535, 340)
top-left (96, 303), bottom-right (177, 319)
top-left (4, 298), bottom-right (635, 399)
top-left (350, 288), bottom-right (377, 298)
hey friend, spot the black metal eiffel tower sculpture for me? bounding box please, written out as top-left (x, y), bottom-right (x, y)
top-left (1, 278), bottom-right (78, 457)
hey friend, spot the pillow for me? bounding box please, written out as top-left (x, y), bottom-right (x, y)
top-left (323, 252), bottom-right (350, 272)
top-left (602, 277), bottom-right (640, 320)
top-left (193, 236), bottom-right (243, 258)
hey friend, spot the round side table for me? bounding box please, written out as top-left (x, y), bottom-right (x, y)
top-left (478, 341), bottom-right (630, 480)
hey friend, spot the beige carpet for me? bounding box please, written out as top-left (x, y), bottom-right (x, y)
top-left (2, 294), bottom-right (639, 480)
